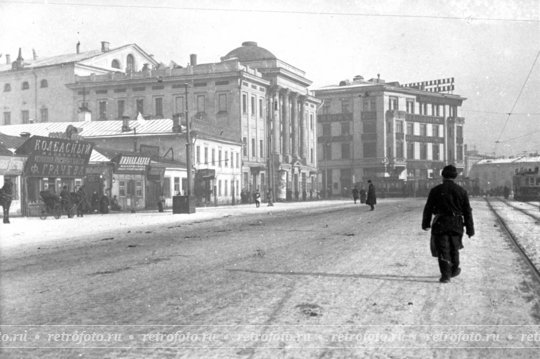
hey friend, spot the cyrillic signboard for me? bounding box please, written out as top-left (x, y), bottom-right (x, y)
top-left (18, 136), bottom-right (93, 178)
top-left (115, 155), bottom-right (151, 173)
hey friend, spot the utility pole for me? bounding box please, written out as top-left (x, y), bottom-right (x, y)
top-left (184, 83), bottom-right (195, 213)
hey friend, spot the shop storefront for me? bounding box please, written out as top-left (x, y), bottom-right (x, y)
top-left (16, 135), bottom-right (93, 216)
top-left (110, 154), bottom-right (151, 211)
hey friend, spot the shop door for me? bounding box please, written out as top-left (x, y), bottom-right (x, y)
top-left (146, 180), bottom-right (160, 209)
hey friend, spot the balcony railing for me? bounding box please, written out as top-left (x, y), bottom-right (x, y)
top-left (405, 113), bottom-right (445, 124)
top-left (317, 113), bottom-right (353, 122)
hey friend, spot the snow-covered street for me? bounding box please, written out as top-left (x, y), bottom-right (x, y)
top-left (1, 198), bottom-right (539, 358)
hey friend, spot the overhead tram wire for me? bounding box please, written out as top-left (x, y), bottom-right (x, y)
top-left (5, 0), bottom-right (540, 23)
top-left (494, 50), bottom-right (540, 148)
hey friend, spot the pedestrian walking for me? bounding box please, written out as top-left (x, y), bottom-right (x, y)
top-left (359, 187), bottom-right (366, 204)
top-left (76, 185), bottom-right (87, 217)
top-left (253, 189), bottom-right (261, 208)
top-left (366, 180), bottom-right (376, 211)
top-left (422, 165), bottom-right (475, 283)
top-left (352, 186), bottom-right (359, 204)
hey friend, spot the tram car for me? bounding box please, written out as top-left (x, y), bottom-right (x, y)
top-left (513, 167), bottom-right (540, 201)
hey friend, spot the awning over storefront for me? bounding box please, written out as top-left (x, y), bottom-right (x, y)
top-left (16, 136), bottom-right (93, 178)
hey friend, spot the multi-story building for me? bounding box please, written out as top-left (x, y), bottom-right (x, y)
top-left (469, 155), bottom-right (540, 192)
top-left (67, 42), bottom-right (320, 201)
top-left (0, 41), bottom-right (157, 126)
top-left (314, 76), bottom-right (467, 196)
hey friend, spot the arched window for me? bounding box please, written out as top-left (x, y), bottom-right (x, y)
top-left (3, 83), bottom-right (11, 92)
top-left (40, 79), bottom-right (48, 88)
top-left (126, 54), bottom-right (135, 72)
top-left (22, 81), bottom-right (29, 90)
top-left (111, 59), bottom-right (120, 69)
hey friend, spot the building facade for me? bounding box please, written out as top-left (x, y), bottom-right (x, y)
top-left (314, 76), bottom-right (467, 196)
top-left (468, 156), bottom-right (540, 193)
top-left (0, 42), bottom-right (157, 126)
top-left (67, 42), bottom-right (320, 201)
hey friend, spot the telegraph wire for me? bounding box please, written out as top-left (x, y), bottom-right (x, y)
top-left (3, 0), bottom-right (540, 23)
top-left (495, 50), bottom-right (540, 144)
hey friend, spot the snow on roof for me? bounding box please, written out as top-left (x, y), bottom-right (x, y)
top-left (0, 119), bottom-right (176, 138)
top-left (89, 148), bottom-right (112, 163)
top-left (475, 156), bottom-right (540, 165)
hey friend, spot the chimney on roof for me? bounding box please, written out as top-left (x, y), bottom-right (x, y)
top-left (5, 54), bottom-right (10, 65)
top-left (12, 48), bottom-right (24, 70)
top-left (172, 113), bottom-right (183, 133)
top-left (32, 49), bottom-right (37, 60)
top-left (76, 41), bottom-right (80, 54)
top-left (353, 75), bottom-right (364, 82)
top-left (121, 115), bottom-right (131, 132)
top-left (190, 54), bottom-right (197, 66)
top-left (101, 41), bottom-right (110, 52)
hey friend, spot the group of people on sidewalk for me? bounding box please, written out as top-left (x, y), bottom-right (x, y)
top-left (351, 180), bottom-right (377, 211)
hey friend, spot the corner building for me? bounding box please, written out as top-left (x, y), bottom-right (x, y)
top-left (314, 76), bottom-right (466, 196)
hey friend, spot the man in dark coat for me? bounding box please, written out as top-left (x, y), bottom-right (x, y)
top-left (422, 165), bottom-right (475, 283)
top-left (1, 179), bottom-right (13, 224)
top-left (366, 180), bottom-right (376, 210)
top-left (76, 185), bottom-right (87, 217)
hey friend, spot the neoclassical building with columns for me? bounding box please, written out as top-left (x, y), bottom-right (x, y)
top-left (67, 41), bottom-right (320, 202)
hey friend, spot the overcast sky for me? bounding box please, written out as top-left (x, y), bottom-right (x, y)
top-left (1, 0), bottom-right (539, 157)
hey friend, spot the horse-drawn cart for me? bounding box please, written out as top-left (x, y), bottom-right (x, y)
top-left (39, 191), bottom-right (77, 219)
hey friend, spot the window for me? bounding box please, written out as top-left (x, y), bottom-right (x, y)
top-left (389, 97), bottom-right (398, 110)
top-left (40, 79), bottom-right (48, 88)
top-left (457, 145), bottom-right (463, 161)
top-left (420, 124), bottom-right (427, 137)
top-left (136, 99), bottom-right (144, 115)
top-left (22, 81), bottom-right (29, 90)
top-left (218, 93), bottom-right (227, 112)
top-left (117, 100), bottom-right (125, 118)
top-left (396, 120), bottom-right (403, 133)
top-left (242, 94), bottom-right (247, 114)
top-left (420, 143), bottom-right (427, 159)
top-left (242, 137), bottom-right (247, 156)
top-left (21, 110), bottom-right (29, 124)
top-left (341, 143), bottom-right (350, 159)
top-left (251, 138), bottom-right (256, 157)
top-left (406, 100), bottom-right (414, 113)
top-left (225, 151), bottom-right (229, 167)
top-left (363, 142), bottom-right (376, 157)
top-left (175, 96), bottom-right (185, 114)
top-left (259, 140), bottom-right (264, 158)
top-left (3, 112), bottom-right (11, 125)
top-left (111, 59), bottom-right (120, 69)
top-left (211, 149), bottom-right (216, 166)
top-left (3, 83), bottom-right (11, 92)
top-left (155, 97), bottom-right (163, 117)
top-left (396, 141), bottom-right (404, 158)
top-left (310, 148), bottom-right (314, 163)
top-left (407, 142), bottom-right (414, 159)
top-left (196, 145), bottom-right (201, 164)
top-left (40, 108), bottom-right (48, 123)
top-left (322, 124), bottom-right (331, 137)
top-left (230, 152), bottom-right (234, 168)
top-left (251, 96), bottom-right (256, 116)
top-left (363, 121), bottom-right (376, 133)
top-left (407, 122), bottom-right (413, 135)
top-left (218, 150), bottom-right (222, 167)
top-left (259, 98), bottom-right (263, 118)
top-left (126, 54), bottom-right (135, 72)
top-left (218, 180), bottom-right (222, 196)
top-left (197, 95), bottom-right (205, 113)
top-left (224, 180), bottom-right (228, 196)
top-left (433, 125), bottom-right (439, 137)
top-left (174, 177), bottom-right (180, 193)
top-left (433, 144), bottom-right (440, 160)
top-left (310, 114), bottom-right (314, 130)
top-left (341, 122), bottom-right (350, 135)
top-left (236, 153), bottom-right (239, 168)
top-left (457, 126), bottom-right (463, 139)
top-left (323, 143), bottom-right (332, 160)
top-left (450, 106), bottom-right (457, 117)
top-left (119, 181), bottom-right (126, 196)
top-left (135, 181), bottom-right (142, 196)
top-left (98, 101), bottom-right (107, 120)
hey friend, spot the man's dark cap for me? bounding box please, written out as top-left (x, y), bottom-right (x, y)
top-left (441, 165), bottom-right (458, 179)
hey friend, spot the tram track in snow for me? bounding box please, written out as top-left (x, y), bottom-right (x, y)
top-left (485, 198), bottom-right (540, 284)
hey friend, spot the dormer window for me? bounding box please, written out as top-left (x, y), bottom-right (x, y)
top-left (3, 83), bottom-right (11, 92)
top-left (111, 59), bottom-right (120, 69)
top-left (22, 81), bottom-right (29, 90)
top-left (40, 79), bottom-right (48, 88)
